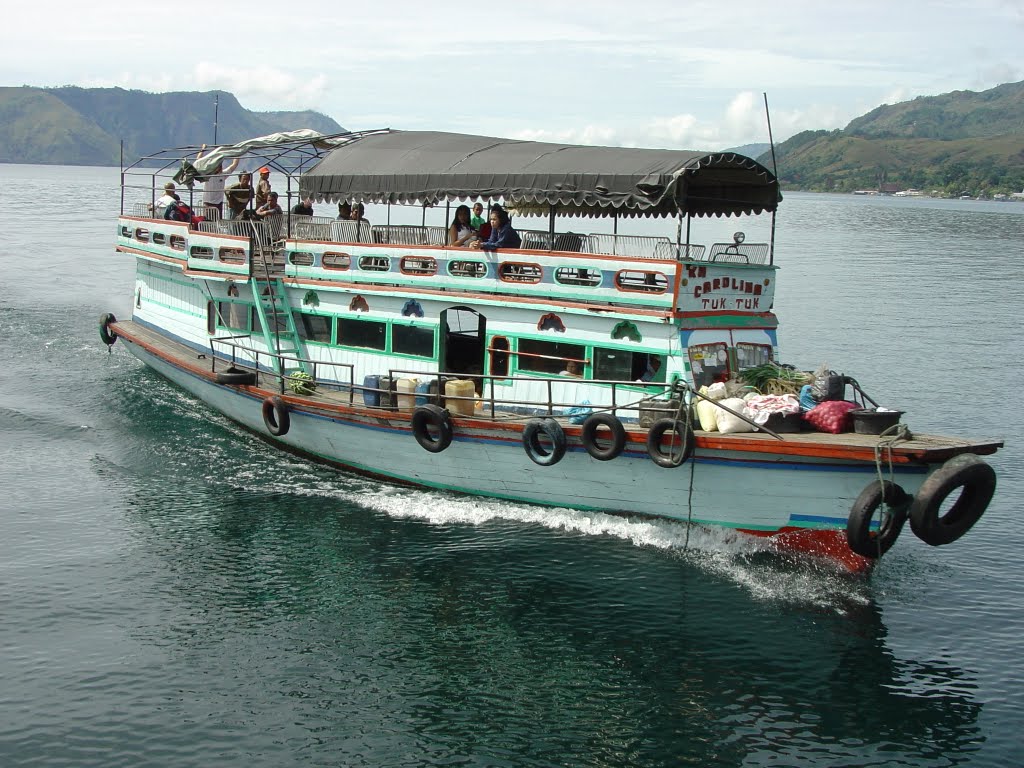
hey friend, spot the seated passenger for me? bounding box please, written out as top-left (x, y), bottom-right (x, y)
top-left (256, 191), bottom-right (283, 218)
top-left (149, 182), bottom-right (179, 216)
top-left (292, 196), bottom-right (314, 216)
top-left (559, 360), bottom-right (583, 378)
top-left (470, 202), bottom-right (486, 230)
top-left (638, 356), bottom-right (662, 382)
top-left (337, 201), bottom-right (352, 220)
top-left (472, 207), bottom-right (520, 251)
top-left (350, 202), bottom-right (371, 242)
top-left (448, 204), bottom-right (479, 247)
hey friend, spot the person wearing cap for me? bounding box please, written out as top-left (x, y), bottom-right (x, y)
top-left (254, 166), bottom-right (272, 209)
top-left (149, 182), bottom-right (180, 216)
top-left (196, 144), bottom-right (239, 217)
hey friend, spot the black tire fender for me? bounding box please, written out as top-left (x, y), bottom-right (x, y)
top-left (216, 367), bottom-right (257, 386)
top-left (262, 396), bottom-right (290, 437)
top-left (909, 454), bottom-right (996, 546)
top-left (522, 418), bottom-right (567, 466)
top-left (411, 405), bottom-right (453, 453)
top-left (100, 312), bottom-right (118, 345)
top-left (580, 413), bottom-right (626, 461)
top-left (646, 418), bottom-right (694, 468)
top-left (846, 480), bottom-right (910, 558)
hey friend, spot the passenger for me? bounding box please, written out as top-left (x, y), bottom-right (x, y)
top-left (350, 203), bottom-right (370, 226)
top-left (472, 206), bottom-right (520, 251)
top-left (256, 191), bottom-right (283, 218)
top-left (337, 201), bottom-right (352, 220)
top-left (149, 182), bottom-right (179, 216)
top-left (196, 144), bottom-right (239, 216)
top-left (225, 172), bottom-right (254, 220)
top-left (448, 205), bottom-right (479, 247)
top-left (559, 360), bottom-right (583, 378)
top-left (254, 166), bottom-right (272, 209)
top-left (292, 195), bottom-right (315, 216)
top-left (470, 202), bottom-right (486, 230)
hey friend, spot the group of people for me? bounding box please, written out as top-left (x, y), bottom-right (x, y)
top-left (449, 202), bottom-right (521, 250)
top-left (196, 145), bottom-right (281, 221)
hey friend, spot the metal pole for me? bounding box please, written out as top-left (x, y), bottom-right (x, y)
top-left (213, 94), bottom-right (220, 144)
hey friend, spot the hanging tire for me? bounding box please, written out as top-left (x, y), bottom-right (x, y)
top-left (522, 418), bottom-right (566, 466)
top-left (909, 454), bottom-right (996, 546)
top-left (580, 413), bottom-right (626, 461)
top-left (216, 367), bottom-right (257, 386)
top-left (846, 480), bottom-right (910, 558)
top-left (411, 405), bottom-right (453, 453)
top-left (262, 396), bottom-right (290, 437)
top-left (99, 312), bottom-right (118, 345)
top-left (646, 418), bottom-right (694, 468)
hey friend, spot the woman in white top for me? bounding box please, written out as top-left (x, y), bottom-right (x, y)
top-left (448, 205), bottom-right (478, 247)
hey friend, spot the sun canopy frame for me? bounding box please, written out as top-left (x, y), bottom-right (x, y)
top-left (300, 130), bottom-right (779, 218)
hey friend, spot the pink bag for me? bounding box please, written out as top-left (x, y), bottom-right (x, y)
top-left (803, 400), bottom-right (859, 434)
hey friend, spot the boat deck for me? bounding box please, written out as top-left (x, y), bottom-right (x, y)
top-left (113, 320), bottom-right (1003, 463)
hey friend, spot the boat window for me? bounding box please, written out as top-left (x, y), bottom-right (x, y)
top-left (615, 270), bottom-right (667, 293)
top-left (323, 252), bottom-right (351, 270)
top-left (688, 342), bottom-right (730, 387)
top-left (517, 338), bottom-right (586, 375)
top-left (120, 225), bottom-right (131, 238)
top-left (554, 266), bottom-right (601, 286)
top-left (736, 342), bottom-right (773, 371)
top-left (392, 324), bottom-right (435, 357)
top-left (251, 307), bottom-right (263, 334)
top-left (152, 232), bottom-right (166, 245)
top-left (206, 301), bottom-right (216, 335)
top-left (215, 301), bottom-right (251, 331)
top-left (134, 228), bottom-right (150, 243)
top-left (190, 245), bottom-right (214, 259)
top-left (358, 255), bottom-right (391, 272)
top-left (499, 262), bottom-right (543, 283)
top-left (611, 321), bottom-right (642, 342)
top-left (592, 348), bottom-right (665, 382)
top-left (449, 260), bottom-right (487, 278)
top-left (219, 247), bottom-right (246, 264)
top-left (169, 235), bottom-right (186, 251)
top-left (289, 251), bottom-right (315, 267)
top-left (400, 255), bottom-right (437, 276)
top-left (295, 312), bottom-right (332, 343)
top-left (337, 317), bottom-right (386, 350)
top-left (489, 336), bottom-right (510, 378)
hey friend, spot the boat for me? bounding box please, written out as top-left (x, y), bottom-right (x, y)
top-left (103, 129), bottom-right (1002, 572)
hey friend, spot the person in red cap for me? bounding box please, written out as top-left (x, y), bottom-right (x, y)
top-left (254, 166), bottom-right (272, 209)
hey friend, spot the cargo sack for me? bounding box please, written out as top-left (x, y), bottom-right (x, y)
top-left (811, 365), bottom-right (844, 401)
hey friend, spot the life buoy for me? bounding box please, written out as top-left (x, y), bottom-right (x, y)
top-left (909, 454), bottom-right (996, 546)
top-left (846, 480), bottom-right (909, 557)
top-left (99, 312), bottom-right (118, 345)
top-left (262, 396), bottom-right (290, 436)
top-left (411, 405), bottom-right (453, 453)
top-left (580, 413), bottom-right (626, 461)
top-left (522, 418), bottom-right (566, 466)
top-left (646, 418), bottom-right (694, 468)
top-left (216, 367), bottom-right (257, 386)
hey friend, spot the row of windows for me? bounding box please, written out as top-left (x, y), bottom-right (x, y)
top-left (287, 252), bottom-right (669, 294)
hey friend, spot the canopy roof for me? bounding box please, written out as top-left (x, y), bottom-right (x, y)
top-left (301, 130), bottom-right (779, 218)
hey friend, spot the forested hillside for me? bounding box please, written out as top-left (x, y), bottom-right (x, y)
top-left (0, 86), bottom-right (344, 166)
top-left (762, 81), bottom-right (1024, 195)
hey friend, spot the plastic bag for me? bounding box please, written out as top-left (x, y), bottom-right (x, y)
top-left (803, 400), bottom-right (859, 434)
top-left (811, 363), bottom-right (844, 401)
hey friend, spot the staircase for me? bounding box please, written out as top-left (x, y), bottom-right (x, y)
top-left (248, 222), bottom-right (310, 378)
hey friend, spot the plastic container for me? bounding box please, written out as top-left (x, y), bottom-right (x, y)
top-left (362, 375), bottom-right (381, 407)
top-left (639, 399), bottom-right (681, 428)
top-left (445, 379), bottom-right (476, 416)
top-left (378, 376), bottom-right (396, 409)
top-left (763, 411), bottom-right (803, 433)
top-left (396, 378), bottom-right (418, 410)
top-left (850, 408), bottom-right (904, 435)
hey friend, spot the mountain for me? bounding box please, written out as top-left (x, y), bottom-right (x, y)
top-left (762, 81), bottom-right (1024, 195)
top-left (0, 86), bottom-right (345, 166)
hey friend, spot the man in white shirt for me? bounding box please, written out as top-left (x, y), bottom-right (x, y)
top-left (196, 144), bottom-right (239, 217)
top-left (149, 182), bottom-right (179, 216)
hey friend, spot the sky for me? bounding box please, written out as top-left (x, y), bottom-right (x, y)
top-left (4, 0), bottom-right (1023, 151)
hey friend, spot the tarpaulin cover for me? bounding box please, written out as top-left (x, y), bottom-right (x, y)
top-left (300, 130), bottom-right (779, 218)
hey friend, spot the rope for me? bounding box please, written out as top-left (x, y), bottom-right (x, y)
top-left (870, 421), bottom-right (912, 559)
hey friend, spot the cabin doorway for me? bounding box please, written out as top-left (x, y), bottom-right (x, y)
top-left (440, 307), bottom-right (486, 382)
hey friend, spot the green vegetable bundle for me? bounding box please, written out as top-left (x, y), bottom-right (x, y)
top-left (738, 364), bottom-right (812, 395)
